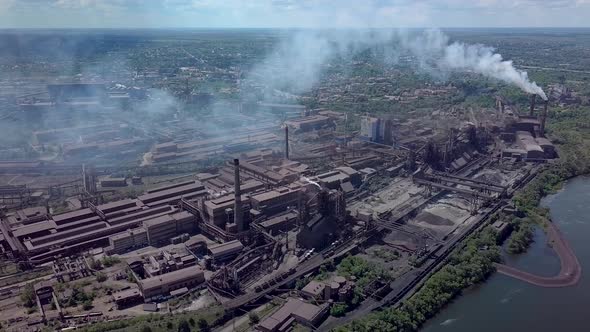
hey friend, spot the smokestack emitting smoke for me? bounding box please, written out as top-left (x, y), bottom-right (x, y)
top-left (423, 30), bottom-right (548, 100)
top-left (250, 29), bottom-right (547, 100)
top-left (530, 94), bottom-right (537, 116)
top-left (233, 159), bottom-right (243, 231)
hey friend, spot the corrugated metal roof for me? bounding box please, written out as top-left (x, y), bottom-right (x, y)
top-left (208, 240), bottom-right (243, 256)
top-left (52, 208), bottom-right (94, 223)
top-left (139, 266), bottom-right (204, 291)
top-left (143, 215), bottom-right (174, 228)
top-left (12, 220), bottom-right (56, 238)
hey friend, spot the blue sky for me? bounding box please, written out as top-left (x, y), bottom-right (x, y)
top-left (1, 0), bottom-right (590, 28)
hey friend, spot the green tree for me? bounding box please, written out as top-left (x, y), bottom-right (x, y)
top-left (20, 283), bottom-right (36, 308)
top-left (335, 226), bottom-right (501, 331)
top-left (82, 299), bottom-right (93, 311)
top-left (177, 319), bottom-right (191, 332)
top-left (102, 256), bottom-right (121, 267)
top-left (88, 256), bottom-right (101, 270)
top-left (249, 312), bottom-right (260, 325)
top-left (96, 272), bottom-right (107, 282)
top-left (197, 318), bottom-right (210, 332)
top-left (507, 223), bottom-right (534, 254)
top-left (330, 303), bottom-right (347, 317)
top-left (140, 326), bottom-right (152, 332)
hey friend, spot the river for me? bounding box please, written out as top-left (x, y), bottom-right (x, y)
top-left (421, 176), bottom-right (590, 332)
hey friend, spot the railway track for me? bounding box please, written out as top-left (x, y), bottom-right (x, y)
top-left (321, 164), bottom-right (542, 332)
top-left (373, 164), bottom-right (543, 310)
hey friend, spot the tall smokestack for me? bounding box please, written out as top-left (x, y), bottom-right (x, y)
top-left (233, 159), bottom-right (243, 231)
top-left (541, 100), bottom-right (549, 135)
top-left (285, 126), bottom-right (289, 160)
top-left (530, 94), bottom-right (536, 116)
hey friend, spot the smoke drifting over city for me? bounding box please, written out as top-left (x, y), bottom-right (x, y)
top-left (250, 28), bottom-right (547, 100)
top-left (414, 29), bottom-right (548, 100)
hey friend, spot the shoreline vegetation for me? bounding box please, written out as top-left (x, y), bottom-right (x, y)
top-left (334, 106), bottom-right (590, 331)
top-left (507, 106), bottom-right (590, 253)
top-left (333, 228), bottom-right (501, 332)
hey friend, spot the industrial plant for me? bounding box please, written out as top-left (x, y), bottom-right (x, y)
top-left (0, 76), bottom-right (557, 331)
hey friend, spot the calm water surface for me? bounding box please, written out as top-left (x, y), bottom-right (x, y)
top-left (421, 176), bottom-right (590, 332)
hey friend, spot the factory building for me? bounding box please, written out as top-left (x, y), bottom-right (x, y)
top-left (257, 298), bottom-right (329, 332)
top-left (149, 131), bottom-right (279, 164)
top-left (301, 280), bottom-right (331, 301)
top-left (63, 138), bottom-right (149, 159)
top-left (142, 250), bottom-right (199, 277)
top-left (107, 228), bottom-right (148, 255)
top-left (0, 180), bottom-right (207, 263)
top-left (143, 212), bottom-right (196, 246)
top-left (500, 130), bottom-right (551, 161)
top-left (257, 211), bottom-right (298, 236)
top-left (535, 137), bottom-right (557, 158)
top-left (284, 115), bottom-right (331, 132)
top-left (512, 116), bottom-right (541, 134)
top-left (113, 288), bottom-right (143, 309)
top-left (47, 83), bottom-right (107, 103)
top-left (256, 103), bottom-right (307, 115)
top-left (138, 181), bottom-right (207, 207)
top-left (335, 166), bottom-right (362, 187)
top-left (314, 168), bottom-right (359, 191)
top-left (208, 240), bottom-right (244, 262)
top-left (515, 131), bottom-right (545, 159)
top-left (360, 116), bottom-right (379, 142)
top-left (32, 124), bottom-right (115, 145)
top-left (250, 186), bottom-right (301, 217)
top-left (100, 177), bottom-right (127, 187)
top-left (138, 266), bottom-right (205, 301)
top-left (360, 116), bottom-right (394, 145)
top-left (237, 161), bottom-right (294, 186)
top-left (204, 194), bottom-right (250, 229)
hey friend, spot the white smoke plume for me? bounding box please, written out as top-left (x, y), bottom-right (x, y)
top-left (300, 176), bottom-right (322, 189)
top-left (403, 29), bottom-right (547, 100)
top-left (249, 28), bottom-right (547, 100)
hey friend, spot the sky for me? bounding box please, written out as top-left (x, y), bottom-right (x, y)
top-left (1, 0), bottom-right (590, 28)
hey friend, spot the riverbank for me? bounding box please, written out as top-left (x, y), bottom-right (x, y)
top-left (343, 105), bottom-right (590, 331)
top-left (421, 176), bottom-right (590, 332)
top-left (494, 220), bottom-right (581, 287)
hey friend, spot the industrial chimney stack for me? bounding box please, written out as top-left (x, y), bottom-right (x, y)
top-left (541, 100), bottom-right (549, 135)
top-left (285, 125), bottom-right (289, 160)
top-left (530, 94), bottom-right (536, 116)
top-left (233, 159), bottom-right (243, 231)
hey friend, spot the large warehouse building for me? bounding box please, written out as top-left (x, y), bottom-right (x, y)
top-left (0, 181), bottom-right (208, 263)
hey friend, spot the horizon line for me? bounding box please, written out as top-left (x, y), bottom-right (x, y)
top-left (1, 26), bottom-right (590, 30)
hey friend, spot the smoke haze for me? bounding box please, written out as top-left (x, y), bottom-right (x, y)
top-left (417, 29), bottom-right (547, 100)
top-left (249, 28), bottom-right (547, 100)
